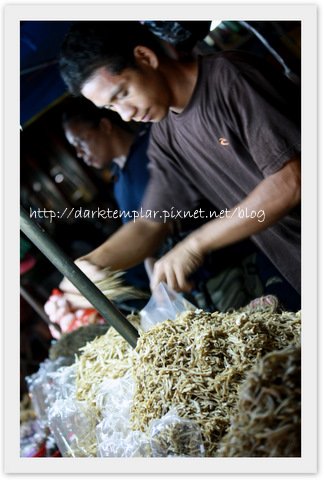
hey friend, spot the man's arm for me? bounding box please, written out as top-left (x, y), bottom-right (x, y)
top-left (81, 218), bottom-right (170, 270)
top-left (151, 156), bottom-right (301, 291)
top-left (59, 218), bottom-right (170, 295)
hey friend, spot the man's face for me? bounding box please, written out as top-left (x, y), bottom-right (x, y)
top-left (64, 120), bottom-right (114, 169)
top-left (81, 59), bottom-right (172, 123)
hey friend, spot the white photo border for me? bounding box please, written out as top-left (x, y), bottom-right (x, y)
top-left (3, 2), bottom-right (317, 475)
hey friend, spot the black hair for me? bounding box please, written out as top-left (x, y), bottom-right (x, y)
top-left (61, 96), bottom-right (137, 133)
top-left (59, 21), bottom-right (165, 96)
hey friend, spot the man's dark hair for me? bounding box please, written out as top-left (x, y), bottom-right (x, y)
top-left (59, 21), bottom-right (165, 96)
top-left (61, 96), bottom-right (139, 134)
top-left (62, 96), bottom-right (122, 128)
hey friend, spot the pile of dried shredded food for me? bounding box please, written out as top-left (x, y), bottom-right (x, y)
top-left (74, 316), bottom-right (140, 417)
top-left (217, 344), bottom-right (301, 457)
top-left (130, 309), bottom-right (301, 456)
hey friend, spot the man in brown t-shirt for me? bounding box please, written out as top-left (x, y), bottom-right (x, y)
top-left (60, 21), bottom-right (301, 299)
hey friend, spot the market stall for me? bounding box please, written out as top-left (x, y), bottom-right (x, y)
top-left (19, 19), bottom-right (302, 458)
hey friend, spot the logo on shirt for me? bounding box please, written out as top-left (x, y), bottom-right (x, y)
top-left (218, 137), bottom-right (230, 146)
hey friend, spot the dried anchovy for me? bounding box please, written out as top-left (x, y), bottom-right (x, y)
top-left (216, 345), bottom-right (301, 457)
top-left (64, 269), bottom-right (148, 309)
top-left (150, 419), bottom-right (203, 457)
top-left (61, 268), bottom-right (148, 308)
top-left (130, 309), bottom-right (301, 456)
top-left (94, 268), bottom-right (149, 302)
top-left (74, 316), bottom-right (140, 417)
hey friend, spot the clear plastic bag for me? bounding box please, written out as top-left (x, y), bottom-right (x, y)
top-left (95, 371), bottom-right (134, 417)
top-left (20, 418), bottom-right (47, 457)
top-left (140, 282), bottom-right (195, 331)
top-left (25, 357), bottom-right (72, 423)
top-left (47, 398), bottom-right (97, 457)
top-left (96, 421), bottom-right (151, 457)
top-left (47, 363), bottom-right (77, 403)
top-left (149, 408), bottom-right (205, 457)
top-left (96, 373), bottom-right (151, 457)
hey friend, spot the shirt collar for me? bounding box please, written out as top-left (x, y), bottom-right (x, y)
top-left (112, 155), bottom-right (127, 170)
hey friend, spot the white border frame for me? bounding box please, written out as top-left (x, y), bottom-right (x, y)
top-left (3, 3), bottom-right (317, 475)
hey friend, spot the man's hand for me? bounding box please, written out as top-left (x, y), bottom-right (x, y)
top-left (151, 236), bottom-right (204, 292)
top-left (59, 258), bottom-right (107, 294)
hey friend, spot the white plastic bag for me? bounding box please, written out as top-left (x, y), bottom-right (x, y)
top-left (47, 363), bottom-right (77, 403)
top-left (48, 398), bottom-right (97, 457)
top-left (95, 371), bottom-right (134, 417)
top-left (25, 357), bottom-right (72, 423)
top-left (140, 282), bottom-right (195, 331)
top-left (96, 421), bottom-right (151, 457)
top-left (96, 373), bottom-right (151, 457)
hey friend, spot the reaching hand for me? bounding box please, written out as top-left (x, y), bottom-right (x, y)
top-left (150, 237), bottom-right (204, 292)
top-left (59, 258), bottom-right (107, 294)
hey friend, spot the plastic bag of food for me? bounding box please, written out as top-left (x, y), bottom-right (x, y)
top-left (149, 408), bottom-right (205, 457)
top-left (46, 363), bottom-right (77, 403)
top-left (47, 397), bottom-right (97, 457)
top-left (140, 282), bottom-right (195, 331)
top-left (96, 421), bottom-right (151, 457)
top-left (95, 371), bottom-right (134, 417)
top-left (44, 288), bottom-right (105, 338)
top-left (96, 373), bottom-right (151, 457)
top-left (25, 357), bottom-right (72, 423)
top-left (20, 418), bottom-right (47, 457)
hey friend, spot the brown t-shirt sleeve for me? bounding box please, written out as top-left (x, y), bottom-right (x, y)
top-left (218, 59), bottom-right (301, 176)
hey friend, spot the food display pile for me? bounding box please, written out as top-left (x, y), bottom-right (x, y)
top-left (130, 308), bottom-right (301, 456)
top-left (25, 295), bottom-right (301, 457)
